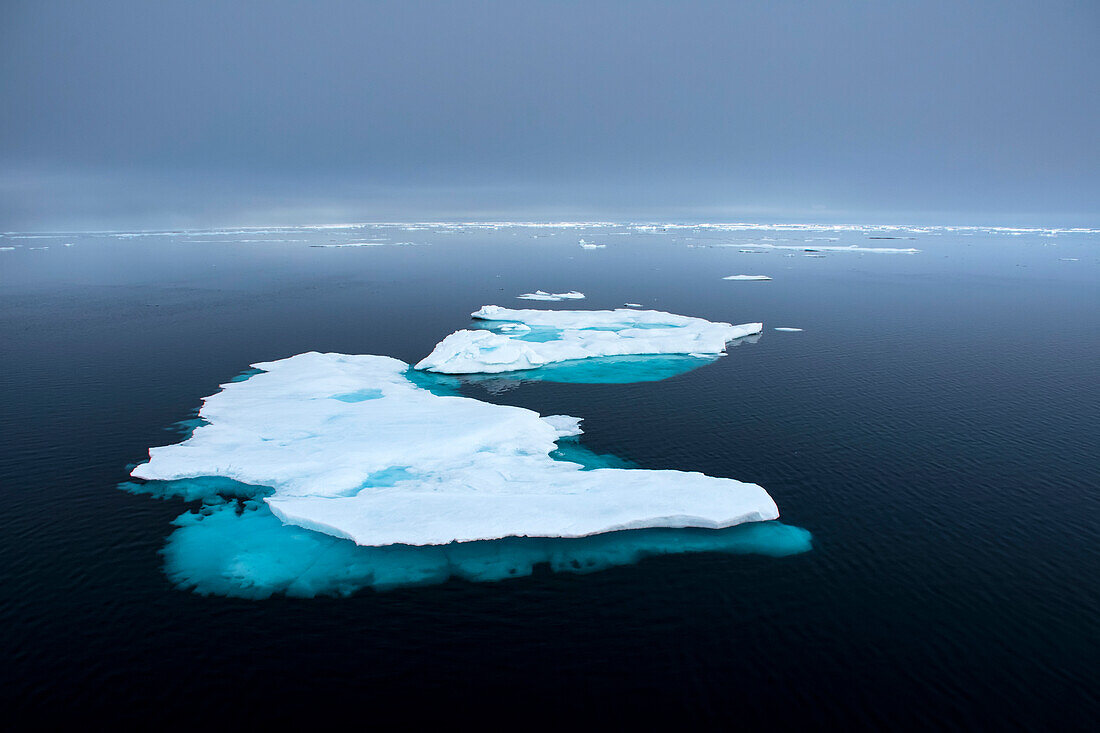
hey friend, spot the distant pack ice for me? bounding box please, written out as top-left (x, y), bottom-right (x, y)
top-left (517, 290), bottom-right (586, 301)
top-left (415, 305), bottom-right (763, 374)
top-left (130, 352), bottom-right (779, 547)
top-left (730, 243), bottom-right (920, 254)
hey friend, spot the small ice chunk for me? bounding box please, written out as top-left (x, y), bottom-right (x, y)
top-left (542, 414), bottom-right (583, 437)
top-left (579, 239), bottom-right (606, 249)
top-left (774, 327), bottom-right (803, 332)
top-left (723, 275), bottom-right (772, 281)
top-left (624, 303), bottom-right (643, 308)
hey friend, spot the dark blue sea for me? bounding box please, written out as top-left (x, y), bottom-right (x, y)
top-left (1, 223), bottom-right (1096, 727)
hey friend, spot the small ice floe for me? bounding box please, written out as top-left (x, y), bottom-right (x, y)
top-left (774, 327), bottom-right (803, 332)
top-left (723, 275), bottom-right (772, 281)
top-left (517, 290), bottom-right (586, 301)
top-left (624, 303), bottom-right (643, 308)
top-left (1059, 258), bottom-right (1079, 261)
top-left (417, 306), bottom-right (763, 374)
top-left (0, 246), bottom-right (14, 251)
top-left (130, 352), bottom-right (781, 549)
top-left (579, 239), bottom-right (606, 249)
top-left (739, 249), bottom-right (764, 253)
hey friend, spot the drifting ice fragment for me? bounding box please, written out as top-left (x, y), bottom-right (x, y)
top-left (774, 327), bottom-right (803, 332)
top-left (723, 275), bottom-right (772, 281)
top-left (415, 306), bottom-right (763, 374)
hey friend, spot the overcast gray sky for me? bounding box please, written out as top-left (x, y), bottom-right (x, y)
top-left (2, 0), bottom-right (1097, 229)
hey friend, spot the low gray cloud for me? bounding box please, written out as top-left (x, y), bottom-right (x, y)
top-left (2, 0), bottom-right (1097, 229)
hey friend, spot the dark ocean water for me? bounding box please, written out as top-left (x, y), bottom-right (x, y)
top-left (1, 223), bottom-right (1097, 727)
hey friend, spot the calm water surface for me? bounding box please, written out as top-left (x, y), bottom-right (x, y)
top-left (1, 223), bottom-right (1096, 726)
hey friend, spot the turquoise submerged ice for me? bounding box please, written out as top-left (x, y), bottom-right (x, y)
top-left (152, 496), bottom-right (809, 598)
top-left (124, 472), bottom-right (808, 598)
top-left (131, 352), bottom-right (780, 547)
top-left (415, 305), bottom-right (763, 374)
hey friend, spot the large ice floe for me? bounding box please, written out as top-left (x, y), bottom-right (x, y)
top-left (132, 352), bottom-right (779, 545)
top-left (416, 306), bottom-right (763, 375)
top-left (126, 352), bottom-right (806, 596)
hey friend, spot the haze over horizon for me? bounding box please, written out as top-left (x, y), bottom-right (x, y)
top-left (3, 0), bottom-right (1098, 231)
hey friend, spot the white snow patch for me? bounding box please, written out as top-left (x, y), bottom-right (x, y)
top-left (131, 352), bottom-right (778, 546)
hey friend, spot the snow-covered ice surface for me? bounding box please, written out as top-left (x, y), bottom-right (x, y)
top-left (131, 352), bottom-right (780, 547)
top-left (416, 306), bottom-right (763, 375)
top-left (723, 275), bottom-right (772, 281)
top-left (517, 290), bottom-right (586, 301)
top-left (125, 353), bottom-right (802, 596)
